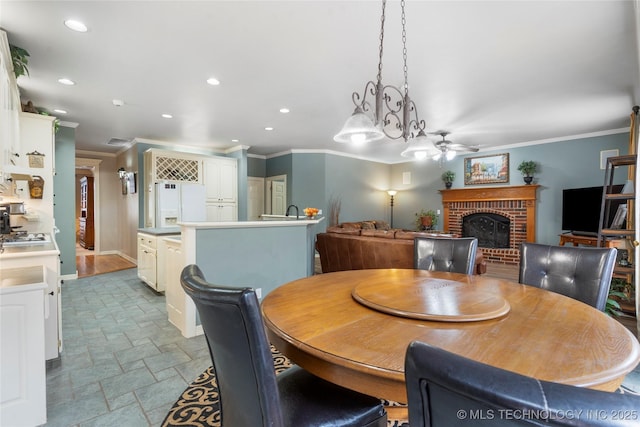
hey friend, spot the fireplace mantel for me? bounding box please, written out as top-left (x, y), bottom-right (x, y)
top-left (439, 185), bottom-right (540, 264)
top-left (439, 185), bottom-right (539, 203)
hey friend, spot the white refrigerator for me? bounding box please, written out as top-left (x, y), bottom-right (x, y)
top-left (155, 182), bottom-right (206, 227)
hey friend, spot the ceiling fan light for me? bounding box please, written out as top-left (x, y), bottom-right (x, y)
top-left (414, 150), bottom-right (428, 160)
top-left (433, 152), bottom-right (442, 161)
top-left (334, 107), bottom-right (384, 144)
top-left (446, 150), bottom-right (457, 161)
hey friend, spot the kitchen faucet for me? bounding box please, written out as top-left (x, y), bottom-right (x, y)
top-left (285, 205), bottom-right (299, 218)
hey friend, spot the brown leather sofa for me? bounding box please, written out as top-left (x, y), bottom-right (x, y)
top-left (316, 221), bottom-right (487, 275)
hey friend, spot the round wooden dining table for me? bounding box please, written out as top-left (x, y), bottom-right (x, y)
top-left (261, 269), bottom-right (640, 404)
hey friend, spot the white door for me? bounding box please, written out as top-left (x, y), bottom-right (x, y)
top-left (247, 177), bottom-right (265, 220)
top-left (272, 181), bottom-right (286, 215)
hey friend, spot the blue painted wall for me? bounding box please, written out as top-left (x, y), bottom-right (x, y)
top-left (54, 126), bottom-right (77, 276)
top-left (248, 156), bottom-right (266, 177)
top-left (257, 132), bottom-right (629, 246)
top-left (389, 132), bottom-right (630, 244)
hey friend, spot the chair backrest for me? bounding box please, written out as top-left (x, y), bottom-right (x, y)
top-left (180, 264), bottom-right (284, 426)
top-left (518, 242), bottom-right (617, 311)
top-left (405, 340), bottom-right (640, 427)
top-left (414, 237), bottom-right (478, 275)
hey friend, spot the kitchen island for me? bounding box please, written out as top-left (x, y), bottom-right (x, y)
top-left (164, 217), bottom-right (324, 337)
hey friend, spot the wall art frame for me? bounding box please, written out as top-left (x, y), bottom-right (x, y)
top-left (464, 153), bottom-right (510, 185)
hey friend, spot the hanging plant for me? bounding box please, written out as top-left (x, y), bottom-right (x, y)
top-left (9, 44), bottom-right (30, 79)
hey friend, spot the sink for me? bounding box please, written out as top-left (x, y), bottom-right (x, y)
top-left (261, 214), bottom-right (307, 221)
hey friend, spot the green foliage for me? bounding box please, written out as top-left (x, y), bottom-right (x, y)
top-left (414, 209), bottom-right (438, 230)
top-left (517, 160), bottom-right (537, 176)
top-left (441, 170), bottom-right (455, 183)
top-left (9, 44), bottom-right (30, 79)
top-left (606, 278), bottom-right (634, 317)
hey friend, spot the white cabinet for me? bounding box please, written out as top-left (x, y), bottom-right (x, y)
top-left (163, 237), bottom-right (186, 333)
top-left (205, 202), bottom-right (237, 222)
top-left (137, 231), bottom-right (179, 292)
top-left (204, 157), bottom-right (237, 202)
top-left (204, 157), bottom-right (237, 221)
top-left (0, 268), bottom-right (48, 427)
top-left (0, 243), bottom-right (61, 361)
top-left (137, 233), bottom-right (158, 290)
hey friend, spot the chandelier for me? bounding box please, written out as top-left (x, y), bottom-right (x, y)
top-left (333, 0), bottom-right (429, 146)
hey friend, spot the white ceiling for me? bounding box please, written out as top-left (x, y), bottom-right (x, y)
top-left (2, 1), bottom-right (639, 163)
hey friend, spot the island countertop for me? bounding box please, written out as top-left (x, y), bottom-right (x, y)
top-left (180, 216), bottom-right (324, 229)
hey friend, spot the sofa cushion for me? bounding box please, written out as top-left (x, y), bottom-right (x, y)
top-left (374, 220), bottom-right (391, 230)
top-left (326, 226), bottom-right (361, 235)
top-left (341, 222), bottom-right (362, 230)
top-left (360, 221), bottom-right (376, 230)
top-left (361, 229), bottom-right (396, 239)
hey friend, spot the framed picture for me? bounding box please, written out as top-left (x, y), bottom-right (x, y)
top-left (464, 153), bottom-right (510, 185)
top-left (600, 149), bottom-right (619, 170)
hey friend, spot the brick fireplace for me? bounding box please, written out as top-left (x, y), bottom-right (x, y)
top-left (440, 185), bottom-right (539, 265)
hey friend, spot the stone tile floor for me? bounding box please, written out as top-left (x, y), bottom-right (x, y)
top-left (45, 267), bottom-right (640, 426)
top-left (45, 268), bottom-right (210, 426)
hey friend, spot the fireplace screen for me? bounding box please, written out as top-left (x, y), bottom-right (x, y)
top-left (462, 213), bottom-right (510, 248)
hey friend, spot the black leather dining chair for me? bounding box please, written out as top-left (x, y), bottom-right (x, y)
top-left (405, 340), bottom-right (640, 427)
top-left (518, 242), bottom-right (617, 311)
top-left (180, 264), bottom-right (387, 427)
top-left (414, 237), bottom-right (478, 275)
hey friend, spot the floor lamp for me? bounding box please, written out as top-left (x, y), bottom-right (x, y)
top-left (387, 190), bottom-right (397, 228)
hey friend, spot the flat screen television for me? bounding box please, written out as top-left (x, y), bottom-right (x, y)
top-left (561, 184), bottom-right (625, 236)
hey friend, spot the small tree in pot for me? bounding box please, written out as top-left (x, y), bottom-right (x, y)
top-left (517, 160), bottom-right (537, 184)
top-left (441, 170), bottom-right (455, 189)
top-left (415, 209), bottom-right (438, 231)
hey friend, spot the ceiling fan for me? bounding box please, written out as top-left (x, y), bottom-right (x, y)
top-left (400, 131), bottom-right (479, 162)
top-left (430, 132), bottom-right (479, 162)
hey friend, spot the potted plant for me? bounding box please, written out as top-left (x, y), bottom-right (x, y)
top-left (441, 170), bottom-right (455, 189)
top-left (607, 278), bottom-right (635, 317)
top-left (517, 160), bottom-right (537, 184)
top-left (9, 44), bottom-right (30, 79)
top-left (414, 209), bottom-right (438, 231)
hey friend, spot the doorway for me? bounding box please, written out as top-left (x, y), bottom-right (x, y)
top-left (265, 174), bottom-right (287, 215)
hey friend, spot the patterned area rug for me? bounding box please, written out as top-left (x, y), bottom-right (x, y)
top-left (162, 345), bottom-right (639, 427)
top-left (162, 346), bottom-right (409, 427)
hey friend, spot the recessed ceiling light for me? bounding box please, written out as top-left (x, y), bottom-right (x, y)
top-left (53, 109), bottom-right (67, 114)
top-left (64, 19), bottom-right (88, 32)
top-left (206, 77), bottom-right (220, 86)
top-left (162, 114), bottom-right (173, 119)
top-left (58, 78), bottom-right (75, 85)
top-left (279, 108), bottom-right (290, 114)
top-left (231, 139), bottom-right (239, 142)
top-left (112, 99), bottom-right (124, 107)
top-left (265, 127), bottom-right (274, 131)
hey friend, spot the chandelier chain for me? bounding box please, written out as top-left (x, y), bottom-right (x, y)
top-left (377, 0), bottom-right (386, 84)
top-left (401, 0), bottom-right (408, 94)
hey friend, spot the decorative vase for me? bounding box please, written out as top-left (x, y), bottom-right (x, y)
top-left (523, 176), bottom-right (533, 185)
top-left (445, 182), bottom-right (452, 189)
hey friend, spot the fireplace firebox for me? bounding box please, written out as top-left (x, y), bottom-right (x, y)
top-left (463, 213), bottom-right (510, 248)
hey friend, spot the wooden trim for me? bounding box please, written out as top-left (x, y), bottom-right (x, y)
top-left (439, 185), bottom-right (539, 203)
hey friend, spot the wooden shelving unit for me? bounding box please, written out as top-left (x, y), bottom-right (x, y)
top-left (79, 176), bottom-right (94, 250)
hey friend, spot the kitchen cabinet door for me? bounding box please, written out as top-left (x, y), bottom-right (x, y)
top-left (205, 202), bottom-right (237, 222)
top-left (137, 233), bottom-right (157, 289)
top-left (204, 157), bottom-right (237, 203)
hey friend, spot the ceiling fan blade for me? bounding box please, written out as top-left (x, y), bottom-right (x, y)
top-left (449, 145), bottom-right (479, 152)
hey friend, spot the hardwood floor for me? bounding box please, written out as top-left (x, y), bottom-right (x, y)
top-left (76, 254), bottom-right (136, 278)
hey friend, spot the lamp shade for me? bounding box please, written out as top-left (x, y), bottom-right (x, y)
top-left (400, 132), bottom-right (435, 160)
top-left (334, 107), bottom-right (385, 144)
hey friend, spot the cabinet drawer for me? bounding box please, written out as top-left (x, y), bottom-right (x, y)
top-left (138, 234), bottom-right (157, 249)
